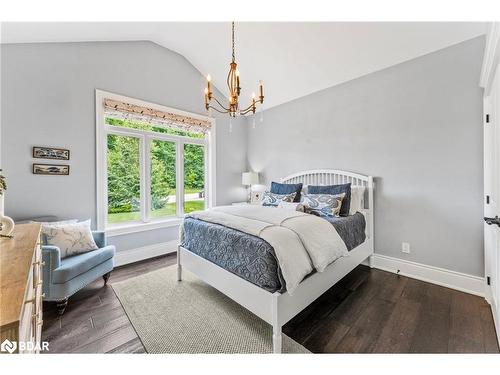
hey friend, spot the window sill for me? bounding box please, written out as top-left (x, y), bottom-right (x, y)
top-left (106, 218), bottom-right (183, 237)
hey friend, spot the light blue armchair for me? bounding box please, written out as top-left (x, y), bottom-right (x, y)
top-left (42, 231), bottom-right (115, 315)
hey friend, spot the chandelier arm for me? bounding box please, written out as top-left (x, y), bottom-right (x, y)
top-left (240, 102), bottom-right (256, 113)
top-left (208, 105), bottom-right (230, 114)
top-left (211, 95), bottom-right (231, 111)
top-left (240, 106), bottom-right (258, 115)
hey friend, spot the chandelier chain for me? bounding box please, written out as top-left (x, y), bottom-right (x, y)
top-left (232, 22), bottom-right (235, 62)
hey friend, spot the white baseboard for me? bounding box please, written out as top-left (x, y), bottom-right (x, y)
top-left (370, 253), bottom-right (485, 297)
top-left (114, 240), bottom-right (178, 267)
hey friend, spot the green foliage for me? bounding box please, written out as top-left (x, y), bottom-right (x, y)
top-left (184, 144), bottom-right (204, 190)
top-left (106, 119), bottom-right (205, 216)
top-left (107, 134), bottom-right (140, 212)
top-left (151, 139), bottom-right (175, 209)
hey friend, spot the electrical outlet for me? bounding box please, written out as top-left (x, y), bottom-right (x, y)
top-left (402, 242), bottom-right (410, 254)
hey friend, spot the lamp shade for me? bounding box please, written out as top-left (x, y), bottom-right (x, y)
top-left (242, 172), bottom-right (259, 186)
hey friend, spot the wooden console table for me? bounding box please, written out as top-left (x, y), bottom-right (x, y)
top-left (0, 223), bottom-right (44, 354)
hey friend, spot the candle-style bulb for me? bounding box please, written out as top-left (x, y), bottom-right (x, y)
top-left (252, 92), bottom-right (256, 99)
top-left (207, 74), bottom-right (211, 82)
top-left (204, 87), bottom-right (208, 94)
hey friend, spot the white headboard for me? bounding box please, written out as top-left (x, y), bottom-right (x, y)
top-left (281, 168), bottom-right (372, 186)
top-left (280, 169), bottom-right (374, 243)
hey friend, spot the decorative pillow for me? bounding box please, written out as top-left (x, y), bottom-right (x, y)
top-left (270, 182), bottom-right (303, 202)
top-left (308, 183), bottom-right (351, 216)
top-left (32, 219), bottom-right (78, 226)
top-left (277, 201), bottom-right (305, 212)
top-left (261, 191), bottom-right (297, 207)
top-left (349, 186), bottom-right (366, 215)
top-left (300, 193), bottom-right (345, 217)
top-left (42, 220), bottom-right (98, 259)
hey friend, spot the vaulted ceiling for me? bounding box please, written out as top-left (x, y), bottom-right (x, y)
top-left (1, 22), bottom-right (486, 109)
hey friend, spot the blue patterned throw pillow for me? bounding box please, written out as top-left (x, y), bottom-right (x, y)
top-left (270, 182), bottom-right (303, 202)
top-left (300, 193), bottom-right (345, 217)
top-left (308, 183), bottom-right (351, 216)
top-left (261, 191), bottom-right (297, 207)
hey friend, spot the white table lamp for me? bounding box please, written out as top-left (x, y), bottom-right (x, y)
top-left (242, 172), bottom-right (259, 202)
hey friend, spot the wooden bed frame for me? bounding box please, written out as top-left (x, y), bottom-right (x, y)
top-left (177, 169), bottom-right (374, 353)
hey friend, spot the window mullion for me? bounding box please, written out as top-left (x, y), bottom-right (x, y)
top-left (176, 141), bottom-right (184, 217)
top-left (138, 135), bottom-right (147, 223)
top-left (144, 136), bottom-right (152, 222)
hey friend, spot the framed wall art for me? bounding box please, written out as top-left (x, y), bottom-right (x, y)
top-left (32, 164), bottom-right (70, 175)
top-left (33, 146), bottom-right (70, 160)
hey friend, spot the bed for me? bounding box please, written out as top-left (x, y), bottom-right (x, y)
top-left (177, 169), bottom-right (374, 353)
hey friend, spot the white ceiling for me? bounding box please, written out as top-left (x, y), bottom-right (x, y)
top-left (1, 22), bottom-right (487, 109)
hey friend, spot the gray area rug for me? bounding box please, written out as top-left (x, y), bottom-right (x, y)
top-left (112, 266), bottom-right (310, 354)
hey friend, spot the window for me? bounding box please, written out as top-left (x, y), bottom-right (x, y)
top-left (96, 91), bottom-right (215, 234)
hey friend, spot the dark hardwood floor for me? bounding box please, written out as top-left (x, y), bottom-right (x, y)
top-left (42, 254), bottom-right (499, 353)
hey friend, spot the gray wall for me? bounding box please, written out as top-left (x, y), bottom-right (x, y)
top-left (246, 36), bottom-right (485, 276)
top-left (1, 41), bottom-right (247, 250)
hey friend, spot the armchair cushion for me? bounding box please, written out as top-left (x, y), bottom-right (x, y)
top-left (52, 245), bottom-right (115, 284)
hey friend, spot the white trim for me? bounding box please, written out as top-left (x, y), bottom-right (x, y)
top-left (480, 22), bottom-right (500, 95)
top-left (95, 89), bottom-right (216, 234)
top-left (95, 90), bottom-right (107, 231)
top-left (106, 217), bottom-right (182, 237)
top-left (114, 240), bottom-right (178, 267)
top-left (371, 253), bottom-right (485, 297)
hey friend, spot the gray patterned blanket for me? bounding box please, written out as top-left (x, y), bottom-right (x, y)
top-left (181, 212), bottom-right (366, 293)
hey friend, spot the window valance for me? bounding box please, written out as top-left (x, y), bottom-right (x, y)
top-left (103, 98), bottom-right (212, 134)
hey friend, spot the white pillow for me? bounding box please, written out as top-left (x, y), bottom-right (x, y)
top-left (349, 186), bottom-right (366, 215)
top-left (32, 219), bottom-right (78, 226)
top-left (42, 219), bottom-right (98, 258)
top-left (277, 201), bottom-right (305, 212)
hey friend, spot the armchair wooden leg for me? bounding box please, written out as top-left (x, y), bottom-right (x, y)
top-left (56, 298), bottom-right (68, 315)
top-left (103, 272), bottom-right (111, 285)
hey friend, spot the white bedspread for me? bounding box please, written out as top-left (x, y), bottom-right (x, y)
top-left (180, 205), bottom-right (348, 294)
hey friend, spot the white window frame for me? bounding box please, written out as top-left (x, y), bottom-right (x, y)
top-left (95, 89), bottom-right (216, 236)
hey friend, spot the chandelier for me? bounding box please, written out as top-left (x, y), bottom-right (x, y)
top-left (204, 22), bottom-right (264, 123)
